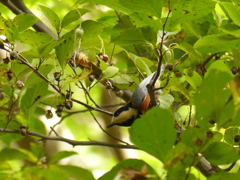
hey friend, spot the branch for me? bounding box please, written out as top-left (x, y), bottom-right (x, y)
top-left (148, 1), bottom-right (172, 107)
top-left (0, 0), bottom-right (58, 39)
top-left (11, 50), bottom-right (113, 116)
top-left (157, 52), bottom-right (188, 90)
top-left (0, 128), bottom-right (138, 149)
top-left (195, 156), bottom-right (222, 177)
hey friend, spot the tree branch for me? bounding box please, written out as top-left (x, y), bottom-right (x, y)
top-left (0, 128), bottom-right (138, 149)
top-left (0, 0), bottom-right (58, 39)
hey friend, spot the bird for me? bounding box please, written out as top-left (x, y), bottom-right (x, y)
top-left (107, 67), bottom-right (164, 128)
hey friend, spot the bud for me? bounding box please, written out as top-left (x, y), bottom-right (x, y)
top-left (15, 80), bottom-right (24, 90)
top-left (53, 72), bottom-right (61, 81)
top-left (75, 28), bottom-right (84, 39)
top-left (116, 90), bottom-right (124, 97)
top-left (9, 51), bottom-right (18, 60)
top-left (6, 70), bottom-right (14, 80)
top-left (64, 100), bottom-right (73, 110)
top-left (45, 110), bottom-right (53, 119)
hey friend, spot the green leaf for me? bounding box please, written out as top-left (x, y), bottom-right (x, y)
top-left (194, 35), bottom-right (240, 54)
top-left (88, 0), bottom-right (129, 13)
top-left (224, 127), bottom-right (239, 145)
top-left (81, 20), bottom-right (106, 47)
top-left (219, 2), bottom-right (240, 26)
top-left (19, 30), bottom-right (56, 56)
top-left (69, 68), bottom-right (92, 82)
top-left (14, 14), bottom-right (38, 32)
top-left (119, 0), bottom-right (163, 18)
top-left (111, 27), bottom-right (146, 46)
top-left (0, 148), bottom-right (28, 161)
top-left (28, 117), bottom-right (46, 135)
top-left (169, 0), bottom-right (216, 28)
top-left (208, 172), bottom-right (240, 180)
top-left (39, 5), bottom-right (60, 32)
top-left (0, 161), bottom-right (11, 171)
top-left (129, 107), bottom-right (177, 162)
top-left (180, 127), bottom-right (206, 148)
top-left (55, 30), bottom-right (76, 67)
top-left (20, 74), bottom-right (48, 122)
top-left (49, 151), bottom-right (78, 164)
top-left (47, 165), bottom-right (95, 180)
top-left (159, 94), bottom-right (174, 109)
top-left (4, 18), bottom-right (19, 42)
top-left (177, 42), bottom-right (203, 62)
top-left (62, 9), bottom-right (82, 28)
top-left (183, 69), bottom-right (202, 90)
top-left (99, 159), bottom-right (158, 180)
top-left (219, 24), bottom-right (240, 38)
top-left (202, 142), bottom-right (240, 165)
top-left (129, 12), bottom-right (161, 31)
top-left (102, 66), bottom-right (119, 79)
top-left (134, 55), bottom-right (153, 74)
top-left (194, 61), bottom-right (232, 125)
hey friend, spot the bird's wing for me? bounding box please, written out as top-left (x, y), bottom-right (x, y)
top-left (131, 66), bottom-right (165, 109)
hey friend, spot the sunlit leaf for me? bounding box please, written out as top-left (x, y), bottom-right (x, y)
top-left (62, 9), bottom-right (81, 28)
top-left (39, 5), bottom-right (61, 32)
top-left (194, 35), bottom-right (240, 54)
top-left (219, 2), bottom-right (240, 26)
top-left (19, 30), bottom-right (56, 56)
top-left (119, 0), bottom-right (163, 18)
top-left (14, 14), bottom-right (38, 32)
top-left (55, 30), bottom-right (76, 67)
top-left (168, 0), bottom-right (216, 28)
top-left (102, 66), bottom-right (119, 79)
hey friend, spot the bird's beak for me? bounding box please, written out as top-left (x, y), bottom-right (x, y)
top-left (107, 121), bottom-right (115, 128)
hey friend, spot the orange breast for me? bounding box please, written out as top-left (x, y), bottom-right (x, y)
top-left (138, 93), bottom-right (150, 113)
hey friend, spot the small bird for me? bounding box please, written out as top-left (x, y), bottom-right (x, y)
top-left (107, 68), bottom-right (164, 128)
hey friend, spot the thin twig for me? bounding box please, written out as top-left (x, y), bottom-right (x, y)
top-left (89, 111), bottom-right (130, 145)
top-left (148, 1), bottom-right (172, 107)
top-left (10, 52), bottom-right (113, 116)
top-left (156, 52), bottom-right (188, 90)
top-left (0, 128), bottom-right (137, 149)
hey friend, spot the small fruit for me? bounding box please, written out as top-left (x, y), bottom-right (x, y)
top-left (75, 28), bottom-right (84, 38)
top-left (6, 70), bottom-right (14, 80)
top-left (56, 104), bottom-right (64, 112)
top-left (66, 90), bottom-right (73, 99)
top-left (116, 90), bottom-right (124, 97)
top-left (15, 80), bottom-right (24, 90)
top-left (55, 110), bottom-right (62, 117)
top-left (9, 51), bottom-right (18, 60)
top-left (186, 68), bottom-right (194, 77)
top-left (20, 126), bottom-right (28, 136)
top-left (0, 91), bottom-right (7, 101)
top-left (45, 110), bottom-right (53, 119)
top-left (231, 67), bottom-right (238, 75)
top-left (64, 100), bottom-right (73, 110)
top-left (97, 52), bottom-right (109, 62)
top-left (3, 57), bottom-right (10, 64)
top-left (234, 135), bottom-right (240, 143)
top-left (165, 63), bottom-right (173, 71)
top-left (53, 72), bottom-right (61, 81)
top-left (174, 70), bottom-right (182, 77)
top-left (88, 74), bottom-right (95, 82)
top-left (209, 120), bottom-right (215, 124)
